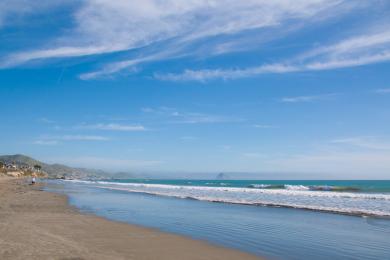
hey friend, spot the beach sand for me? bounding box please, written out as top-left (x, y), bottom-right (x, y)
top-left (0, 177), bottom-right (262, 260)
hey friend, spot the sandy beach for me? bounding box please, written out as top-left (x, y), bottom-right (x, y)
top-left (0, 177), bottom-right (261, 260)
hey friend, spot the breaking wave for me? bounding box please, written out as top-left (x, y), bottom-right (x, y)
top-left (247, 184), bottom-right (360, 192)
top-left (64, 180), bottom-right (390, 217)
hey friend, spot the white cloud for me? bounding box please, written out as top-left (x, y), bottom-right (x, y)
top-left (1, 0), bottom-right (361, 78)
top-left (2, 46), bottom-right (120, 68)
top-left (253, 124), bottom-right (278, 129)
top-left (33, 140), bottom-right (59, 146)
top-left (155, 64), bottom-right (299, 81)
top-left (173, 112), bottom-right (241, 124)
top-left (281, 93), bottom-right (338, 103)
top-left (304, 51), bottom-right (390, 71)
top-left (79, 51), bottom-right (175, 80)
top-left (331, 136), bottom-right (390, 150)
top-left (78, 123), bottom-right (146, 131)
top-left (141, 106), bottom-right (242, 124)
top-left (38, 135), bottom-right (110, 142)
top-left (60, 135), bottom-right (110, 141)
top-left (158, 28), bottom-right (390, 81)
top-left (1, 1), bottom-right (387, 81)
top-left (169, 111), bottom-right (243, 124)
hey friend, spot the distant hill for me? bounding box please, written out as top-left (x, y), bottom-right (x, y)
top-left (0, 154), bottom-right (134, 179)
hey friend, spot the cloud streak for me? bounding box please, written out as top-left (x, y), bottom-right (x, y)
top-left (34, 135), bottom-right (110, 144)
top-left (157, 28), bottom-right (390, 81)
top-left (33, 140), bottom-right (59, 146)
top-left (281, 93), bottom-right (338, 103)
top-left (331, 136), bottom-right (390, 150)
top-left (142, 106), bottom-right (242, 124)
top-left (0, 0), bottom-right (367, 80)
top-left (78, 123), bottom-right (146, 131)
top-left (253, 124), bottom-right (278, 129)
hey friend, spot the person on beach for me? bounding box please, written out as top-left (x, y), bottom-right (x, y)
top-left (32, 176), bottom-right (36, 185)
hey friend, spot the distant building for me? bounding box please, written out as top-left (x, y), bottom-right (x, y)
top-left (5, 163), bottom-right (17, 170)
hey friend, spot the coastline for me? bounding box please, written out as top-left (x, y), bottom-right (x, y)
top-left (0, 178), bottom-right (261, 260)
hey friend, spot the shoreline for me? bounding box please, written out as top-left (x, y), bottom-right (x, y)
top-left (0, 177), bottom-right (262, 260)
top-left (85, 180), bottom-right (390, 219)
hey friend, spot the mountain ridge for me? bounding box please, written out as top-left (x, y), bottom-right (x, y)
top-left (0, 154), bottom-right (133, 179)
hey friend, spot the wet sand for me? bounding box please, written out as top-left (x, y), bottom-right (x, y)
top-left (0, 177), bottom-right (262, 260)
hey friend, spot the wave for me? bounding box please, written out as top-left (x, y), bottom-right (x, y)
top-left (247, 184), bottom-right (286, 189)
top-left (247, 184), bottom-right (360, 192)
top-left (64, 180), bottom-right (390, 217)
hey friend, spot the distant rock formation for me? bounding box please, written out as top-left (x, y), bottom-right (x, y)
top-left (216, 173), bottom-right (230, 180)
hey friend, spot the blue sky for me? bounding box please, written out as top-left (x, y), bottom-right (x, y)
top-left (0, 0), bottom-right (390, 179)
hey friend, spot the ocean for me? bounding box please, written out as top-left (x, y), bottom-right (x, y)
top-left (46, 179), bottom-right (390, 259)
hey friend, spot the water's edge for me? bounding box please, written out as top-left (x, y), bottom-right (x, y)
top-left (42, 181), bottom-right (264, 259)
top-left (45, 180), bottom-right (390, 260)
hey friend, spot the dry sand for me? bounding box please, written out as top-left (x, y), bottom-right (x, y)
top-left (0, 177), bottom-right (262, 260)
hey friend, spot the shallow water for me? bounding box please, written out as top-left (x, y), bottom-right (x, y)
top-left (46, 180), bottom-right (390, 260)
top-left (65, 179), bottom-right (390, 217)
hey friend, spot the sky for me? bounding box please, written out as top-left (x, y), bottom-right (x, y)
top-left (0, 0), bottom-right (390, 179)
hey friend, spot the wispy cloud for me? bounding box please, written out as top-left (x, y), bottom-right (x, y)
top-left (253, 124), bottom-right (278, 129)
top-left (172, 112), bottom-right (241, 124)
top-left (155, 65), bottom-right (299, 82)
top-left (0, 0), bottom-right (366, 80)
top-left (79, 51), bottom-right (173, 80)
top-left (2, 46), bottom-right (121, 68)
top-left (142, 106), bottom-right (242, 124)
top-left (78, 123), bottom-right (146, 131)
top-left (60, 135), bottom-right (110, 141)
top-left (33, 140), bottom-right (59, 146)
top-left (280, 93), bottom-right (338, 103)
top-left (35, 135), bottom-right (110, 144)
top-left (158, 28), bottom-right (390, 81)
top-left (331, 136), bottom-right (390, 150)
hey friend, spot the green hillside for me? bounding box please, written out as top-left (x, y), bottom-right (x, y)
top-left (0, 154), bottom-right (109, 179)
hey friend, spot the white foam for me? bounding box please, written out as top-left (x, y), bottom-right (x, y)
top-left (284, 185), bottom-right (310, 191)
top-left (65, 180), bottom-right (390, 217)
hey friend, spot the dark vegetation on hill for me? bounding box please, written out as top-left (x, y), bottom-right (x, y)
top-left (0, 154), bottom-right (136, 179)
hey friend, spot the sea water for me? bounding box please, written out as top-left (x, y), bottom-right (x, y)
top-left (46, 179), bottom-right (390, 260)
